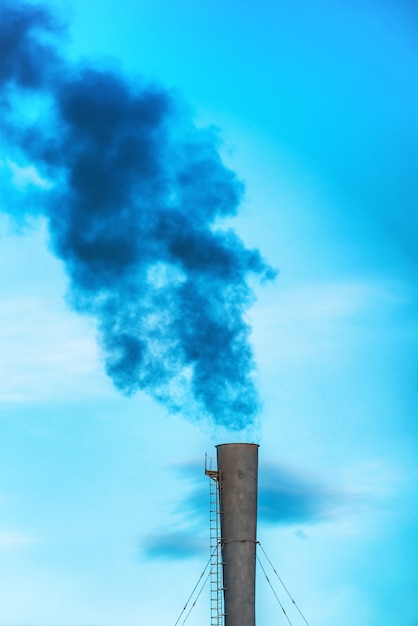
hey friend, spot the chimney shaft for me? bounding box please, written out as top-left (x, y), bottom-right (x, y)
top-left (216, 443), bottom-right (259, 626)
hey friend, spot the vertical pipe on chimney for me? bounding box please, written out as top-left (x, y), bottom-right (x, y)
top-left (216, 443), bottom-right (259, 626)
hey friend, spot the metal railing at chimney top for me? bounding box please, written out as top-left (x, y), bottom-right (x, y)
top-left (205, 454), bottom-right (224, 626)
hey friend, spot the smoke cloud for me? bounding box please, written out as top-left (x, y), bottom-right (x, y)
top-left (0, 1), bottom-right (275, 430)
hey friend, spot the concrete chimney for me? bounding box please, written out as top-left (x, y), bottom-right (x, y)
top-left (216, 443), bottom-right (259, 626)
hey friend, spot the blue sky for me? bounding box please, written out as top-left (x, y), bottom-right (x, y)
top-left (0, 1), bottom-right (417, 624)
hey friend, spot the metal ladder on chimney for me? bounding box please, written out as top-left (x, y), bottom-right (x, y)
top-left (205, 454), bottom-right (224, 626)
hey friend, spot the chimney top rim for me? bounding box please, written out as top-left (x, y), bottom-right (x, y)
top-left (216, 442), bottom-right (259, 449)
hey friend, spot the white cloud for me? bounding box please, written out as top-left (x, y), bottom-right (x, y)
top-left (251, 277), bottom-right (412, 363)
top-left (0, 295), bottom-right (109, 403)
top-left (273, 278), bottom-right (402, 323)
top-left (0, 531), bottom-right (36, 549)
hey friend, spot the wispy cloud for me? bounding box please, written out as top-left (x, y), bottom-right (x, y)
top-left (252, 277), bottom-right (415, 364)
top-left (0, 531), bottom-right (36, 549)
top-left (140, 460), bottom-right (207, 561)
top-left (0, 296), bottom-right (106, 403)
top-left (259, 279), bottom-right (407, 331)
top-left (140, 459), bottom-right (368, 561)
top-left (142, 530), bottom-right (206, 560)
top-left (258, 463), bottom-right (350, 525)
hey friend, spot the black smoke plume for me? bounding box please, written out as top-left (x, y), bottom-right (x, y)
top-left (0, 1), bottom-right (275, 430)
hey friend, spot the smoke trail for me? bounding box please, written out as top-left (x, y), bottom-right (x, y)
top-left (0, 1), bottom-right (275, 430)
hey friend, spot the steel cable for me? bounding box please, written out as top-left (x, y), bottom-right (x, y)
top-left (173, 545), bottom-right (218, 626)
top-left (256, 552), bottom-right (293, 625)
top-left (257, 541), bottom-right (310, 626)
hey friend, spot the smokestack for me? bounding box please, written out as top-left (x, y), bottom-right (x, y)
top-left (217, 443), bottom-right (259, 626)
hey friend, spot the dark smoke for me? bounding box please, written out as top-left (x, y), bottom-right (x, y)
top-left (0, 1), bottom-right (275, 430)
